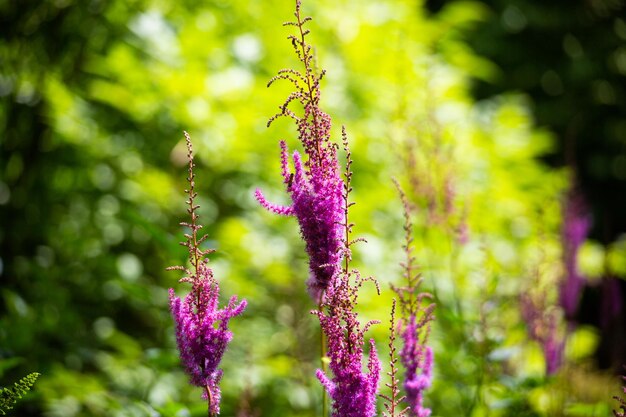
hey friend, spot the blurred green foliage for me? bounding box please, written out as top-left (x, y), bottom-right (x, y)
top-left (456, 0), bottom-right (626, 243)
top-left (0, 0), bottom-right (622, 416)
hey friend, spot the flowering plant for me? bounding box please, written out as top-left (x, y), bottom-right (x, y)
top-left (256, 2), bottom-right (384, 415)
top-left (168, 132), bottom-right (247, 416)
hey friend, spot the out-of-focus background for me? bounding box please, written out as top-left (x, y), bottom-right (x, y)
top-left (1, 0), bottom-right (625, 416)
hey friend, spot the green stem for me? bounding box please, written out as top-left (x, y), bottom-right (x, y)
top-left (319, 301), bottom-right (328, 417)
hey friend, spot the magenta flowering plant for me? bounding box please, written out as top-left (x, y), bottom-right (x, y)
top-left (515, 189), bottom-right (585, 377)
top-left (391, 184), bottom-right (436, 417)
top-left (559, 187), bottom-right (591, 322)
top-left (254, 0), bottom-right (344, 303)
top-left (168, 132), bottom-right (247, 416)
top-left (256, 2), bottom-right (382, 415)
top-left (520, 265), bottom-right (564, 376)
top-left (311, 132), bottom-right (382, 417)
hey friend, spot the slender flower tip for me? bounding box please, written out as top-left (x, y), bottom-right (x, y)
top-left (224, 296), bottom-right (248, 321)
top-left (168, 288), bottom-right (181, 309)
top-left (367, 338), bottom-right (381, 379)
top-left (254, 188), bottom-right (295, 216)
top-left (316, 368), bottom-right (335, 396)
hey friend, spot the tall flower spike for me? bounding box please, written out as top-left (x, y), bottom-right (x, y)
top-left (312, 129), bottom-right (381, 417)
top-left (168, 132), bottom-right (247, 416)
top-left (258, 3), bottom-right (380, 414)
top-left (255, 0), bottom-right (344, 302)
top-left (392, 181), bottom-right (436, 417)
top-left (559, 187), bottom-right (591, 321)
top-left (520, 291), bottom-right (564, 376)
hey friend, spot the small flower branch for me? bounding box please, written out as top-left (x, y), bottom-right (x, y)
top-left (167, 132), bottom-right (214, 284)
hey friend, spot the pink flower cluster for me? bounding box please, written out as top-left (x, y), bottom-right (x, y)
top-left (169, 265), bottom-right (247, 415)
top-left (255, 107), bottom-right (344, 301)
top-left (313, 271), bottom-right (381, 417)
top-left (400, 316), bottom-right (434, 417)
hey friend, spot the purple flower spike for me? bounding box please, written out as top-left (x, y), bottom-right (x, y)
top-left (169, 132), bottom-right (247, 415)
top-left (559, 189), bottom-right (591, 320)
top-left (169, 266), bottom-right (247, 415)
top-left (256, 110), bottom-right (344, 301)
top-left (400, 316), bottom-right (434, 417)
top-left (257, 1), bottom-right (346, 302)
top-left (263, 5), bottom-right (381, 415)
top-left (169, 282), bottom-right (245, 416)
top-left (314, 277), bottom-right (381, 417)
